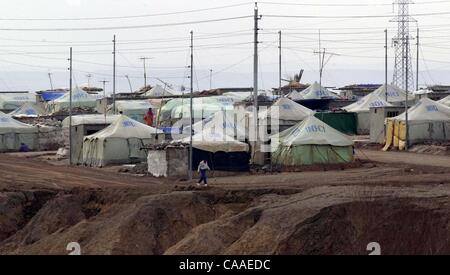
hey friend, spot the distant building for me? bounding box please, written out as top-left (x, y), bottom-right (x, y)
top-left (337, 84), bottom-right (382, 99)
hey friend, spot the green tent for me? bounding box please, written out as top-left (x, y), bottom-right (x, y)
top-left (272, 116), bottom-right (354, 166)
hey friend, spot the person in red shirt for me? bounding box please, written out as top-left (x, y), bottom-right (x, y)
top-left (144, 108), bottom-right (154, 126)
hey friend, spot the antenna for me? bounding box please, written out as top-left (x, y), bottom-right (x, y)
top-left (48, 72), bottom-right (54, 90)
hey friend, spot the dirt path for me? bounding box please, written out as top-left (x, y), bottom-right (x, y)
top-left (356, 149), bottom-right (450, 168)
top-left (0, 154), bottom-right (172, 191)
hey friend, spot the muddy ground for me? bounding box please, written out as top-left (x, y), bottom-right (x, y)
top-left (0, 149), bottom-right (449, 255)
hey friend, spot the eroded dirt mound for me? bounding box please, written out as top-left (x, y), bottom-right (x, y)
top-left (0, 186), bottom-right (449, 255)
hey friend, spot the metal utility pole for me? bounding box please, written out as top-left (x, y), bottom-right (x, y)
top-left (278, 30), bottom-right (282, 95)
top-left (318, 30), bottom-right (322, 88)
top-left (112, 35), bottom-right (116, 114)
top-left (252, 2), bottom-right (260, 161)
top-left (140, 57), bottom-right (152, 88)
top-left (405, 35), bottom-right (410, 150)
top-left (391, 0), bottom-right (415, 91)
top-left (125, 75), bottom-right (133, 93)
top-left (99, 80), bottom-right (109, 98)
top-left (385, 29), bottom-right (388, 101)
top-left (68, 47), bottom-right (73, 165)
top-left (416, 27), bottom-right (419, 91)
top-left (314, 47), bottom-right (339, 89)
top-left (48, 72), bottom-right (54, 90)
top-left (99, 80), bottom-right (109, 118)
top-left (209, 69), bottom-right (213, 90)
top-left (189, 31), bottom-right (194, 181)
top-left (86, 73), bottom-right (92, 89)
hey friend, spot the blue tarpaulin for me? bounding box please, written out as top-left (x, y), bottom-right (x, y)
top-left (41, 92), bottom-right (65, 101)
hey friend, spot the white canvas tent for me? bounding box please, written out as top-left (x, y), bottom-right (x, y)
top-left (343, 92), bottom-right (393, 134)
top-left (259, 97), bottom-right (315, 121)
top-left (9, 102), bottom-right (45, 118)
top-left (438, 95), bottom-right (450, 107)
top-left (108, 100), bottom-right (154, 123)
top-left (372, 84), bottom-right (409, 104)
top-left (179, 127), bottom-right (249, 153)
top-left (384, 97), bottom-right (450, 150)
top-left (413, 88), bottom-right (433, 96)
top-left (82, 115), bottom-right (164, 167)
top-left (62, 114), bottom-right (121, 128)
top-left (271, 115), bottom-right (354, 166)
top-left (394, 97), bottom-right (450, 121)
top-left (0, 113), bottom-right (38, 152)
top-left (184, 110), bottom-right (246, 139)
top-left (46, 87), bottom-right (97, 113)
top-left (0, 93), bottom-right (35, 112)
top-left (286, 90), bottom-right (304, 101)
top-left (144, 85), bottom-right (179, 98)
top-left (299, 82), bottom-right (339, 100)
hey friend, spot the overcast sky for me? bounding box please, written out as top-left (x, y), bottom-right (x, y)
top-left (0, 0), bottom-right (450, 92)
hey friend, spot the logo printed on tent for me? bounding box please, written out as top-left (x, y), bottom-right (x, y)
top-left (426, 105), bottom-right (439, 112)
top-left (305, 125), bottom-right (326, 133)
top-left (281, 104), bottom-right (291, 110)
top-left (25, 109), bottom-right (37, 115)
top-left (12, 96), bottom-right (29, 100)
top-left (73, 94), bottom-right (89, 100)
top-left (0, 117), bottom-right (10, 122)
top-left (369, 101), bottom-right (387, 108)
top-left (386, 91), bottom-right (400, 97)
top-left (122, 120), bottom-right (136, 127)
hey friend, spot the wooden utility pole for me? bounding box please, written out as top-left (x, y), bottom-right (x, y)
top-left (278, 30), bottom-right (282, 94)
top-left (405, 35), bottom-right (410, 150)
top-left (416, 28), bottom-right (419, 91)
top-left (68, 47), bottom-right (73, 165)
top-left (112, 35), bottom-right (116, 114)
top-left (189, 31), bottom-right (194, 181)
top-left (385, 29), bottom-right (388, 101)
top-left (252, 2), bottom-right (260, 162)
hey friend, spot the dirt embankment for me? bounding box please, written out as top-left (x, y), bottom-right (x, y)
top-left (1, 153), bottom-right (450, 255)
top-left (1, 185), bottom-right (449, 255)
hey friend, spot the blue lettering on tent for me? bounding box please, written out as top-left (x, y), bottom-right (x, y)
top-left (315, 91), bottom-right (326, 97)
top-left (217, 98), bottom-right (233, 105)
top-left (222, 122), bottom-right (234, 129)
top-left (305, 125), bottom-right (326, 133)
top-left (122, 121), bottom-right (136, 127)
top-left (369, 101), bottom-right (386, 108)
top-left (0, 117), bottom-right (10, 122)
top-left (426, 105), bottom-right (439, 112)
top-left (25, 109), bottom-right (37, 115)
top-left (73, 94), bottom-right (88, 100)
top-left (281, 104), bottom-right (291, 110)
top-left (13, 96), bottom-right (29, 100)
top-left (386, 91), bottom-right (400, 97)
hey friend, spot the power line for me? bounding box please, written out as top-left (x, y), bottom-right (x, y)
top-left (259, 0), bottom-right (450, 7)
top-left (0, 3), bottom-right (252, 21)
top-left (263, 11), bottom-right (450, 19)
top-left (0, 16), bottom-right (253, 31)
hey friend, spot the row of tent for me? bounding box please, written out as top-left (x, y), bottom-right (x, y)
top-left (287, 82), bottom-right (340, 100)
top-left (343, 84), bottom-right (415, 134)
top-left (384, 97), bottom-right (450, 150)
top-left (71, 94), bottom-right (355, 168)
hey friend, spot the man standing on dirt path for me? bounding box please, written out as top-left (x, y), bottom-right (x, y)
top-left (144, 108), bottom-right (154, 127)
top-left (197, 160), bottom-right (210, 187)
